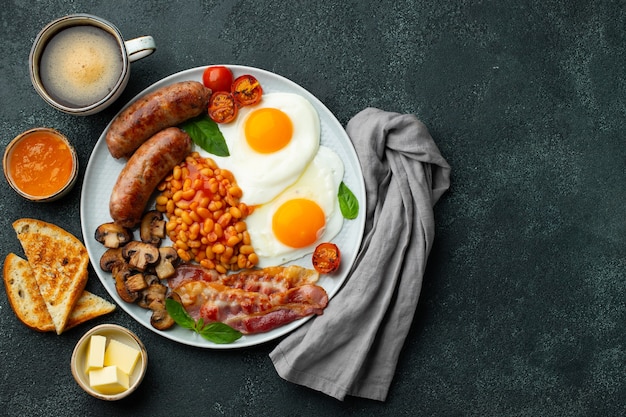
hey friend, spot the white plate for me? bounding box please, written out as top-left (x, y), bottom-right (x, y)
top-left (80, 65), bottom-right (366, 349)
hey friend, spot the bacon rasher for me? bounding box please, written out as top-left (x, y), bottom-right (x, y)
top-left (168, 264), bottom-right (320, 295)
top-left (169, 264), bottom-right (328, 334)
top-left (167, 264), bottom-right (220, 290)
top-left (220, 265), bottom-right (320, 295)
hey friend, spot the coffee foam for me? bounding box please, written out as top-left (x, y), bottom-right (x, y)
top-left (40, 25), bottom-right (123, 107)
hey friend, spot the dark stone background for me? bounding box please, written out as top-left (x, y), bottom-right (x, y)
top-left (0, 1), bottom-right (624, 416)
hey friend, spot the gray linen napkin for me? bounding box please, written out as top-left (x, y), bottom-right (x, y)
top-left (269, 108), bottom-right (451, 401)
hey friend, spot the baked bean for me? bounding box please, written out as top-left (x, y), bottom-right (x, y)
top-left (156, 153), bottom-right (258, 272)
top-left (182, 188), bottom-right (195, 200)
top-left (247, 253), bottom-right (259, 266)
top-left (177, 248), bottom-right (191, 262)
top-left (189, 223), bottom-right (200, 240)
top-left (239, 245), bottom-right (254, 255)
top-left (217, 212), bottom-right (232, 228)
top-left (212, 209), bottom-right (224, 221)
top-left (197, 207), bottom-right (211, 219)
top-left (230, 206), bottom-right (242, 219)
top-left (173, 165), bottom-right (182, 180)
top-left (166, 199), bottom-right (175, 214)
top-left (176, 200), bottom-right (191, 210)
top-left (155, 195), bottom-right (169, 206)
top-left (224, 225), bottom-right (237, 240)
top-left (181, 211), bottom-right (193, 225)
top-left (189, 210), bottom-right (201, 223)
top-left (213, 223), bottom-right (223, 238)
top-left (229, 186), bottom-right (243, 199)
top-left (208, 200), bottom-right (222, 212)
top-left (199, 196), bottom-right (210, 208)
top-left (172, 190), bottom-right (184, 202)
top-left (212, 243), bottom-right (225, 254)
top-left (242, 231), bottom-right (251, 245)
top-left (188, 240), bottom-right (202, 249)
top-left (235, 221), bottom-right (247, 233)
top-left (237, 254), bottom-right (247, 269)
top-left (203, 218), bottom-right (214, 234)
top-left (200, 259), bottom-right (215, 270)
top-left (166, 220), bottom-right (177, 232)
top-left (227, 235), bottom-right (240, 247)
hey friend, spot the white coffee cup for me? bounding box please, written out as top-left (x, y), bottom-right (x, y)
top-left (29, 14), bottom-right (156, 116)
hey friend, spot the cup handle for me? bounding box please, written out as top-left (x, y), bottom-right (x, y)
top-left (124, 36), bottom-right (156, 62)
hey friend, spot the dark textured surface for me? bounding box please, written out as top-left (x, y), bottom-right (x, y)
top-left (1, 1), bottom-right (625, 416)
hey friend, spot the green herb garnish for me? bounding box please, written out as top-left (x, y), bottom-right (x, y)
top-left (165, 298), bottom-right (242, 344)
top-left (181, 115), bottom-right (230, 157)
top-left (338, 182), bottom-right (359, 219)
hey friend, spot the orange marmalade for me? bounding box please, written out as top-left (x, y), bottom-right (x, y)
top-left (6, 129), bottom-right (75, 197)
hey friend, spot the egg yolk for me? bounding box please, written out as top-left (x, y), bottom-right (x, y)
top-left (272, 198), bottom-right (325, 248)
top-left (244, 108), bottom-right (293, 153)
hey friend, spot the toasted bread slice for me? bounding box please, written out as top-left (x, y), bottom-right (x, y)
top-left (3, 253), bottom-right (116, 332)
top-left (3, 253), bottom-right (55, 331)
top-left (66, 290), bottom-right (116, 329)
top-left (13, 218), bottom-right (90, 334)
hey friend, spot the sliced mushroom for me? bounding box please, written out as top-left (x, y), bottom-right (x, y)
top-left (134, 279), bottom-right (175, 330)
top-left (150, 307), bottom-right (175, 330)
top-left (113, 266), bottom-right (139, 303)
top-left (144, 273), bottom-right (161, 287)
top-left (122, 241), bottom-right (159, 271)
top-left (125, 272), bottom-right (148, 293)
top-left (140, 210), bottom-right (166, 246)
top-left (95, 222), bottom-right (132, 249)
top-left (99, 248), bottom-right (126, 273)
top-left (137, 281), bottom-right (168, 310)
top-left (154, 247), bottom-right (179, 279)
top-left (168, 291), bottom-right (182, 304)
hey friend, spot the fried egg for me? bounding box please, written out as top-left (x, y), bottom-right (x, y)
top-left (212, 92), bottom-right (320, 206)
top-left (245, 146), bottom-right (345, 267)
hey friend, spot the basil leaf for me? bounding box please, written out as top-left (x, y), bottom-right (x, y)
top-left (195, 317), bottom-right (205, 333)
top-left (181, 116), bottom-right (230, 157)
top-left (165, 298), bottom-right (242, 344)
top-left (165, 298), bottom-right (196, 330)
top-left (338, 182), bottom-right (359, 219)
top-left (198, 322), bottom-right (242, 344)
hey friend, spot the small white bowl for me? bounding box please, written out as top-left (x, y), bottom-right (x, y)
top-left (71, 324), bottom-right (148, 401)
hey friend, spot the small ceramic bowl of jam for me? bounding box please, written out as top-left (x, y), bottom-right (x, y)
top-left (3, 127), bottom-right (78, 202)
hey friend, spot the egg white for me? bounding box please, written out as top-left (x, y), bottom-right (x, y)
top-left (211, 92), bottom-right (320, 206)
top-left (246, 146), bottom-right (345, 267)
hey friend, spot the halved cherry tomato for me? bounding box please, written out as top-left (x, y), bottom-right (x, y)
top-left (231, 74), bottom-right (263, 106)
top-left (312, 243), bottom-right (341, 274)
top-left (208, 91), bottom-right (238, 124)
top-left (202, 66), bottom-right (233, 92)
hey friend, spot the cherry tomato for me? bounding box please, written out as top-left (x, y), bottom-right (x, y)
top-left (202, 66), bottom-right (233, 92)
top-left (312, 243), bottom-right (341, 274)
top-left (208, 91), bottom-right (238, 124)
top-left (232, 74), bottom-right (263, 106)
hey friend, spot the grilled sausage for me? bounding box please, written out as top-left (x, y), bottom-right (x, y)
top-left (106, 81), bottom-right (210, 159)
top-left (110, 127), bottom-right (192, 228)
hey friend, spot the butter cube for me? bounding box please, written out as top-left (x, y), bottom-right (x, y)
top-left (104, 339), bottom-right (140, 376)
top-left (85, 335), bottom-right (107, 372)
top-left (89, 366), bottom-right (129, 395)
